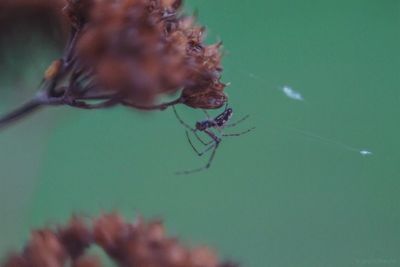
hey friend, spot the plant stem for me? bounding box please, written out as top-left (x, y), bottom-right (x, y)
top-left (121, 98), bottom-right (183, 110)
top-left (0, 90), bottom-right (66, 130)
top-left (0, 97), bottom-right (44, 130)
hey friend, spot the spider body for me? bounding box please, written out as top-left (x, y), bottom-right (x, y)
top-left (195, 108), bottom-right (233, 130)
top-left (195, 120), bottom-right (215, 131)
top-left (173, 105), bottom-right (253, 174)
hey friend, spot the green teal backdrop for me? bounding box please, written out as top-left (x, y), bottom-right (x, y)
top-left (1, 1), bottom-right (399, 266)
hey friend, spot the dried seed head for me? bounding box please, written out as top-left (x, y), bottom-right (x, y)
top-left (0, 0), bottom-right (230, 130)
top-left (70, 0), bottom-right (227, 109)
top-left (181, 85), bottom-right (227, 109)
top-left (76, 0), bottom-right (186, 104)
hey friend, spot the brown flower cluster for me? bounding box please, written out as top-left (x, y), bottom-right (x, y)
top-left (66, 0), bottom-right (227, 108)
top-left (1, 214), bottom-right (238, 267)
top-left (0, 0), bottom-right (227, 129)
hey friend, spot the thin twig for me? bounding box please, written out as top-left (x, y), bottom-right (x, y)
top-left (0, 97), bottom-right (44, 130)
top-left (0, 89), bottom-right (67, 130)
top-left (121, 98), bottom-right (183, 111)
top-left (67, 98), bottom-right (119, 109)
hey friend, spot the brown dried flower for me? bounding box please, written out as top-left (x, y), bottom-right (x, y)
top-left (57, 216), bottom-right (92, 259)
top-left (0, 0), bottom-right (228, 129)
top-left (24, 230), bottom-right (67, 267)
top-left (1, 213), bottom-right (238, 267)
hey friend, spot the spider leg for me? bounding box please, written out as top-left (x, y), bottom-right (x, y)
top-left (224, 115), bottom-right (250, 128)
top-left (176, 142), bottom-right (219, 175)
top-left (202, 109), bottom-right (211, 119)
top-left (185, 131), bottom-right (215, 156)
top-left (176, 130), bottom-right (221, 175)
top-left (222, 127), bottom-right (256, 137)
top-left (173, 106), bottom-right (211, 145)
top-left (172, 106), bottom-right (196, 131)
top-left (193, 130), bottom-right (212, 146)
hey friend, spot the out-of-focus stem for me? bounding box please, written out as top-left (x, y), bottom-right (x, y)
top-left (67, 98), bottom-right (119, 109)
top-left (0, 92), bottom-right (64, 130)
top-left (0, 97), bottom-right (44, 130)
top-left (122, 98), bottom-right (183, 111)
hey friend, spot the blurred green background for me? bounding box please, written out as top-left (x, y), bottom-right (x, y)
top-left (1, 0), bottom-right (399, 266)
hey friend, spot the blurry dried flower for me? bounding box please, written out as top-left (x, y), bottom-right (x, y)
top-left (0, 0), bottom-right (228, 129)
top-left (1, 213), bottom-right (238, 267)
top-left (24, 230), bottom-right (67, 267)
top-left (57, 216), bottom-right (92, 259)
top-left (92, 213), bottom-right (128, 252)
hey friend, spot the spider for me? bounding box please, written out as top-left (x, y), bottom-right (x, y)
top-left (173, 104), bottom-right (255, 174)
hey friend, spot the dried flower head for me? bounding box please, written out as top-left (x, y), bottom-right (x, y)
top-left (1, 213), bottom-right (238, 267)
top-left (73, 0), bottom-right (227, 107)
top-left (0, 0), bottom-right (228, 128)
top-left (76, 0), bottom-right (187, 104)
